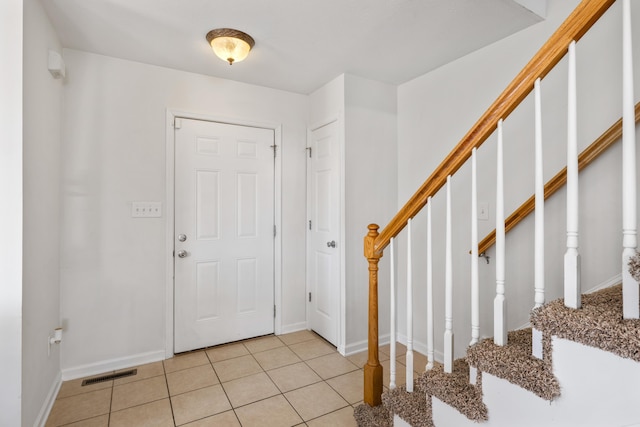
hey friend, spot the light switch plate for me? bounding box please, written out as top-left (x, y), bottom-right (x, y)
top-left (132, 202), bottom-right (162, 218)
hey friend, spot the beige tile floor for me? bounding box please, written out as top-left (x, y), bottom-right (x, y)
top-left (46, 331), bottom-right (418, 427)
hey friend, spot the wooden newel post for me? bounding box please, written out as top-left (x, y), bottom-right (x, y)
top-left (364, 224), bottom-right (383, 406)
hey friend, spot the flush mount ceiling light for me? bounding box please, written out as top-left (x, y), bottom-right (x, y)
top-left (206, 28), bottom-right (255, 65)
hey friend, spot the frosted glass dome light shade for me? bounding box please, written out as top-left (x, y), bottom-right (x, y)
top-left (206, 28), bottom-right (255, 65)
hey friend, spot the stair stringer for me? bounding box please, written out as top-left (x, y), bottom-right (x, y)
top-left (429, 337), bottom-right (640, 427)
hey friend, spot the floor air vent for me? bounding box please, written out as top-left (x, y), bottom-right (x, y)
top-left (81, 369), bottom-right (137, 386)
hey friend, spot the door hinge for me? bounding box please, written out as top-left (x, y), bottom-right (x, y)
top-left (274, 305), bottom-right (276, 318)
top-left (308, 292), bottom-right (312, 302)
top-left (173, 118), bottom-right (182, 129)
top-left (306, 147), bottom-right (312, 158)
top-left (271, 144), bottom-right (277, 158)
top-left (308, 220), bottom-right (312, 230)
top-left (273, 225), bottom-right (277, 237)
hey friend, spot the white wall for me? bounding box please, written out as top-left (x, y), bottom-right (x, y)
top-left (309, 75), bottom-right (344, 129)
top-left (397, 0), bottom-right (640, 359)
top-left (514, 0), bottom-right (547, 18)
top-left (59, 50), bottom-right (308, 375)
top-left (22, 0), bottom-right (64, 424)
top-left (344, 75), bottom-right (397, 352)
top-left (0, 0), bottom-right (23, 425)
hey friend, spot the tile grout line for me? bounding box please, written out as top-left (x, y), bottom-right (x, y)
top-left (168, 372), bottom-right (238, 427)
top-left (304, 404), bottom-right (354, 424)
top-left (323, 367), bottom-right (363, 406)
top-left (283, 340), bottom-right (352, 424)
top-left (107, 379), bottom-right (114, 426)
top-left (161, 359), bottom-right (178, 427)
top-left (206, 341), bottom-right (242, 425)
top-left (218, 348), bottom-right (245, 427)
top-left (238, 341), bottom-right (292, 423)
top-left (278, 342), bottom-right (310, 425)
top-left (244, 336), bottom-right (334, 424)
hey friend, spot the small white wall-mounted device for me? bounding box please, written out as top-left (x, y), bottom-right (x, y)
top-left (48, 327), bottom-right (63, 356)
top-left (48, 50), bottom-right (66, 79)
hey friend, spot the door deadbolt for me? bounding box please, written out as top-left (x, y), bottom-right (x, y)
top-left (178, 234), bottom-right (187, 242)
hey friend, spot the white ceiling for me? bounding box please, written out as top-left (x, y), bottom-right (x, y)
top-left (41, 0), bottom-right (545, 94)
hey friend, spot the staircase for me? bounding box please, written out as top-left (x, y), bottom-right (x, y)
top-left (356, 286), bottom-right (640, 426)
top-left (357, 0), bottom-right (640, 425)
top-left (436, 285), bottom-right (640, 427)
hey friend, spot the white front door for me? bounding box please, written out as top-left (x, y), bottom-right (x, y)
top-left (174, 118), bottom-right (275, 353)
top-left (307, 121), bottom-right (341, 346)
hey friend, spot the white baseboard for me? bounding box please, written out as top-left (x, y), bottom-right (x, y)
top-left (396, 333), bottom-right (427, 358)
top-left (344, 334), bottom-right (390, 356)
top-left (516, 321), bottom-right (533, 330)
top-left (587, 273), bottom-right (622, 293)
top-left (61, 350), bottom-right (166, 381)
top-left (34, 371), bottom-right (61, 427)
top-left (397, 333), bottom-right (444, 364)
top-left (344, 339), bottom-right (367, 356)
top-left (344, 333), bottom-right (444, 365)
top-left (279, 322), bottom-right (308, 335)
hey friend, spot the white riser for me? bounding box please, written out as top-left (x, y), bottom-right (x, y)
top-left (426, 337), bottom-right (640, 427)
top-left (394, 414), bottom-right (412, 427)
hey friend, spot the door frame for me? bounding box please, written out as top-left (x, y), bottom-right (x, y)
top-left (165, 109), bottom-right (283, 358)
top-left (306, 114), bottom-right (346, 354)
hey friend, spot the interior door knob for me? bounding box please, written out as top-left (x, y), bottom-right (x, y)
top-left (177, 250), bottom-right (188, 258)
top-left (326, 240), bottom-right (336, 248)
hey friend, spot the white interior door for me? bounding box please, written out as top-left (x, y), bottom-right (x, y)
top-left (307, 121), bottom-right (341, 346)
top-left (174, 118), bottom-right (275, 353)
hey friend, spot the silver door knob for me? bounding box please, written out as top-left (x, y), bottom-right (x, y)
top-left (177, 250), bottom-right (188, 258)
top-left (326, 240), bottom-right (336, 248)
top-left (178, 234), bottom-right (187, 242)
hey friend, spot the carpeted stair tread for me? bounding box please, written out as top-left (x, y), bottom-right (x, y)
top-left (530, 284), bottom-right (640, 363)
top-left (466, 328), bottom-right (560, 401)
top-left (353, 402), bottom-right (393, 427)
top-left (382, 384), bottom-right (434, 427)
top-left (418, 359), bottom-right (488, 422)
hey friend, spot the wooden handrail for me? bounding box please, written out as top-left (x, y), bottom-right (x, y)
top-left (372, 0), bottom-right (616, 255)
top-left (477, 101), bottom-right (640, 255)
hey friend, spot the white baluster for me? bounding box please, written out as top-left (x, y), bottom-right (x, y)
top-left (470, 148), bottom-right (480, 346)
top-left (406, 219), bottom-right (414, 392)
top-left (532, 78), bottom-right (545, 359)
top-left (622, 0), bottom-right (639, 319)
top-left (564, 40), bottom-right (581, 310)
top-left (426, 198), bottom-right (434, 370)
top-left (534, 78), bottom-right (545, 309)
top-left (444, 176), bottom-right (454, 373)
top-left (390, 237), bottom-right (397, 389)
top-left (495, 119), bottom-right (507, 346)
